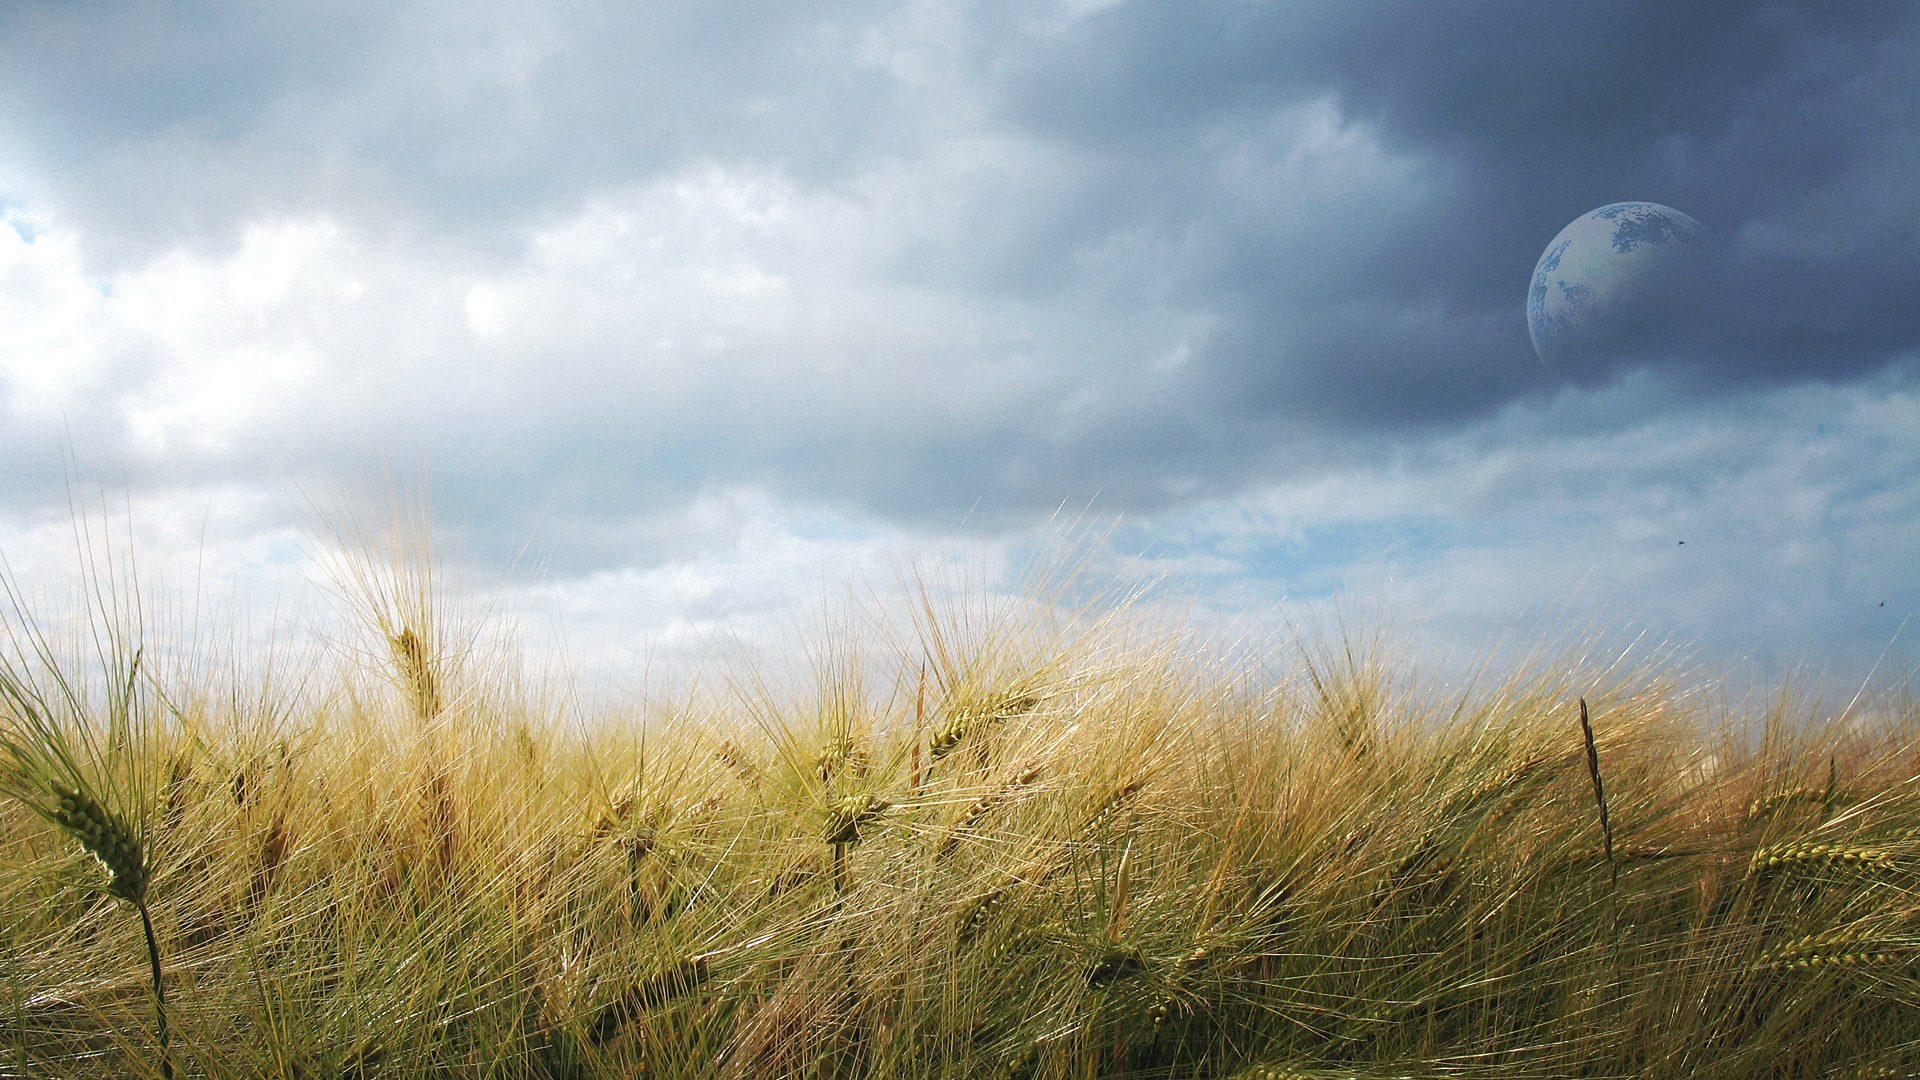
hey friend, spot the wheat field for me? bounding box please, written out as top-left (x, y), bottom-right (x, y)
top-left (3, 539), bottom-right (1918, 1079)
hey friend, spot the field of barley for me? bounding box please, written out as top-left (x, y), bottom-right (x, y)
top-left (3, 545), bottom-right (1919, 1079)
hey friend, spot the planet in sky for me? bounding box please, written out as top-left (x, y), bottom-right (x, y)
top-left (1527, 202), bottom-right (1708, 366)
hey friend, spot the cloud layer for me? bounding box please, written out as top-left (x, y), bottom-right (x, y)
top-left (1, 0), bottom-right (1916, 684)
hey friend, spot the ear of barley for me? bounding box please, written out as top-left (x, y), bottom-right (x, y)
top-left (815, 734), bottom-right (870, 782)
top-left (1615, 845), bottom-right (1706, 863)
top-left (590, 785), bottom-right (640, 841)
top-left (957, 880), bottom-right (1015, 945)
top-left (1749, 842), bottom-right (1897, 878)
top-left (1754, 928), bottom-right (1910, 971)
top-left (1079, 775), bottom-right (1147, 837)
top-left (1148, 998), bottom-right (1190, 1031)
top-left (1177, 941), bottom-right (1228, 973)
top-left (824, 793), bottom-right (891, 846)
top-left (1107, 838), bottom-right (1135, 940)
top-left (1230, 1066), bottom-right (1325, 1080)
top-left (938, 761), bottom-right (1041, 859)
top-left (713, 739), bottom-right (763, 789)
top-left (1834, 1065), bottom-right (1906, 1080)
top-left (389, 625), bottom-right (443, 721)
top-left (930, 716), bottom-right (968, 759)
top-left (931, 691), bottom-right (1040, 760)
top-left (625, 822), bottom-right (659, 866)
top-left (1468, 748), bottom-right (1555, 806)
top-left (51, 785), bottom-right (148, 904)
top-left (44, 784), bottom-right (171, 1077)
top-left (1745, 785), bottom-right (1836, 821)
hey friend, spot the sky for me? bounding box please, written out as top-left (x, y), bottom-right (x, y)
top-left (1, 1), bottom-right (1916, 690)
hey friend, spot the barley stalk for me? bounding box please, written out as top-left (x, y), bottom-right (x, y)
top-left (713, 738), bottom-right (763, 790)
top-left (46, 785), bottom-right (171, 1077)
top-left (938, 760), bottom-right (1041, 859)
top-left (823, 793), bottom-right (891, 847)
top-left (1079, 775), bottom-right (1147, 837)
top-left (1749, 841), bottom-right (1897, 878)
top-left (1578, 697), bottom-right (1616, 888)
top-left (50, 785), bottom-right (148, 903)
top-left (389, 625), bottom-right (443, 722)
top-left (930, 691), bottom-right (1039, 760)
top-left (588, 954), bottom-right (715, 1044)
top-left (1746, 785), bottom-right (1836, 821)
top-left (1754, 928), bottom-right (1910, 971)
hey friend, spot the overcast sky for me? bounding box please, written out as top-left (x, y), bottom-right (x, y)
top-left (2, 1), bottom-right (1916, 689)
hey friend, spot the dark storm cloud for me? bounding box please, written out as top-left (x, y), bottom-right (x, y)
top-left (996, 0), bottom-right (1920, 422)
top-left (2, 0), bottom-right (1917, 550)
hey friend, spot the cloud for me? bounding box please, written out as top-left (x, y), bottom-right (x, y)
top-left (0, 0), bottom-right (1916, 685)
top-left (994, 1), bottom-right (1920, 407)
top-left (7, 1), bottom-right (1917, 442)
top-left (1124, 364), bottom-right (1920, 684)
